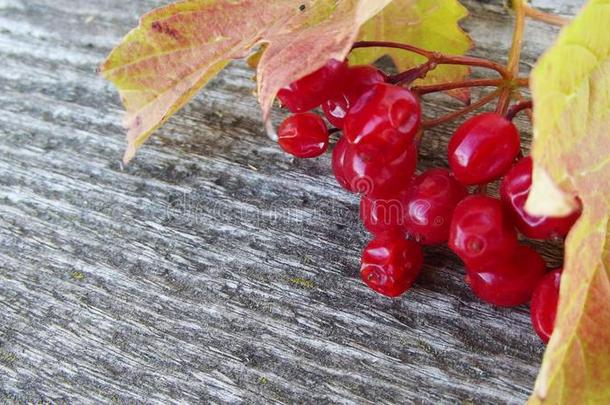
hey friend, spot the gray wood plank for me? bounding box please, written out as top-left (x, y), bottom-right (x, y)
top-left (0, 0), bottom-right (583, 403)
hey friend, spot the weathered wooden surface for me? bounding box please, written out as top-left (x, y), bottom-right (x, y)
top-left (0, 0), bottom-right (583, 403)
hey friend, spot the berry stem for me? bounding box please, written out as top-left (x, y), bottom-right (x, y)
top-left (496, 0), bottom-right (526, 115)
top-left (507, 0), bottom-right (526, 77)
top-left (388, 60), bottom-right (438, 85)
top-left (523, 3), bottom-right (571, 26)
top-left (422, 89), bottom-right (502, 129)
top-left (437, 55), bottom-right (510, 80)
top-left (352, 41), bottom-right (433, 59)
top-left (351, 41), bottom-right (511, 79)
top-left (506, 100), bottom-right (533, 121)
top-left (516, 91), bottom-right (534, 122)
top-left (495, 91), bottom-right (513, 116)
top-left (412, 77), bottom-right (528, 95)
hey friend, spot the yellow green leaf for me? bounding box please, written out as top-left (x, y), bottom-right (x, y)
top-left (527, 0), bottom-right (610, 403)
top-left (349, 0), bottom-right (472, 99)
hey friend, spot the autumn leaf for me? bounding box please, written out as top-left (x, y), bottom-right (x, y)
top-left (526, 0), bottom-right (610, 403)
top-left (254, 0), bottom-right (394, 123)
top-left (349, 0), bottom-right (472, 101)
top-left (101, 0), bottom-right (472, 163)
top-left (100, 0), bottom-right (394, 163)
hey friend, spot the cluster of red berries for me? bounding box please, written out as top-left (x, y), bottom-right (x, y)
top-left (275, 59), bottom-right (580, 343)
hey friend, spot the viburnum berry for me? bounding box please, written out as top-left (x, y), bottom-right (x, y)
top-left (323, 65), bottom-right (387, 128)
top-left (277, 113), bottom-right (329, 158)
top-left (344, 83), bottom-right (421, 160)
top-left (402, 169), bottom-right (468, 245)
top-left (331, 136), bottom-right (352, 191)
top-left (360, 195), bottom-right (405, 236)
top-left (277, 59), bottom-right (348, 113)
top-left (449, 195), bottom-right (518, 267)
top-left (501, 157), bottom-right (581, 240)
top-left (360, 238), bottom-right (423, 297)
top-left (466, 245), bottom-right (546, 307)
top-left (530, 268), bottom-right (562, 343)
top-left (448, 112), bottom-right (521, 185)
top-left (332, 136), bottom-right (417, 198)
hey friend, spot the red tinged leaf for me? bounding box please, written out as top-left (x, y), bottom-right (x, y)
top-left (101, 0), bottom-right (395, 162)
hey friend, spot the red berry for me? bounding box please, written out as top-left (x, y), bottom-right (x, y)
top-left (530, 268), bottom-right (562, 343)
top-left (501, 157), bottom-right (581, 239)
top-left (277, 59), bottom-right (348, 113)
top-left (448, 112), bottom-right (521, 185)
top-left (360, 195), bottom-right (405, 236)
top-left (466, 245), bottom-right (546, 307)
top-left (449, 195), bottom-right (518, 267)
top-left (277, 113), bottom-right (329, 158)
top-left (344, 83), bottom-right (421, 160)
top-left (331, 136), bottom-right (352, 190)
top-left (332, 136), bottom-right (417, 198)
top-left (322, 65), bottom-right (386, 128)
top-left (402, 169), bottom-right (468, 245)
top-left (360, 238), bottom-right (423, 297)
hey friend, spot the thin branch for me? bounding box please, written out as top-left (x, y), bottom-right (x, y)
top-left (506, 100), bottom-right (533, 121)
top-left (517, 91), bottom-right (533, 123)
top-left (422, 90), bottom-right (502, 129)
top-left (496, 90), bottom-right (514, 116)
top-left (412, 77), bottom-right (528, 95)
top-left (351, 41), bottom-right (510, 79)
top-left (435, 54), bottom-right (510, 79)
top-left (524, 4), bottom-right (571, 26)
top-left (507, 0), bottom-right (526, 76)
top-left (496, 0), bottom-right (526, 115)
top-left (388, 60), bottom-right (438, 85)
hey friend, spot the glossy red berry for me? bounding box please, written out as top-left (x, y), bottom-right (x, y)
top-left (360, 238), bottom-right (423, 297)
top-left (331, 136), bottom-right (352, 190)
top-left (344, 83), bottom-right (421, 160)
top-left (402, 169), bottom-right (468, 245)
top-left (530, 268), bottom-right (562, 343)
top-left (449, 195), bottom-right (518, 267)
top-left (501, 157), bottom-right (581, 240)
top-left (466, 245), bottom-right (546, 307)
top-left (448, 112), bottom-right (521, 185)
top-left (332, 136), bottom-right (417, 198)
top-left (277, 59), bottom-right (348, 113)
top-left (277, 113), bottom-right (329, 158)
top-left (322, 65), bottom-right (386, 128)
top-left (360, 195), bottom-right (405, 236)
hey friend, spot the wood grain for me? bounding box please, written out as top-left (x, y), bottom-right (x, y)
top-left (0, 0), bottom-right (583, 403)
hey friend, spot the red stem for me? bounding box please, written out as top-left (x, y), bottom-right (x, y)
top-left (351, 41), bottom-right (511, 79)
top-left (506, 100), bottom-right (533, 121)
top-left (388, 60), bottom-right (437, 85)
top-left (435, 54), bottom-right (510, 79)
top-left (496, 91), bottom-right (513, 115)
top-left (516, 91), bottom-right (534, 123)
top-left (422, 90), bottom-right (502, 129)
top-left (413, 78), bottom-right (502, 94)
top-left (412, 77), bottom-right (529, 95)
